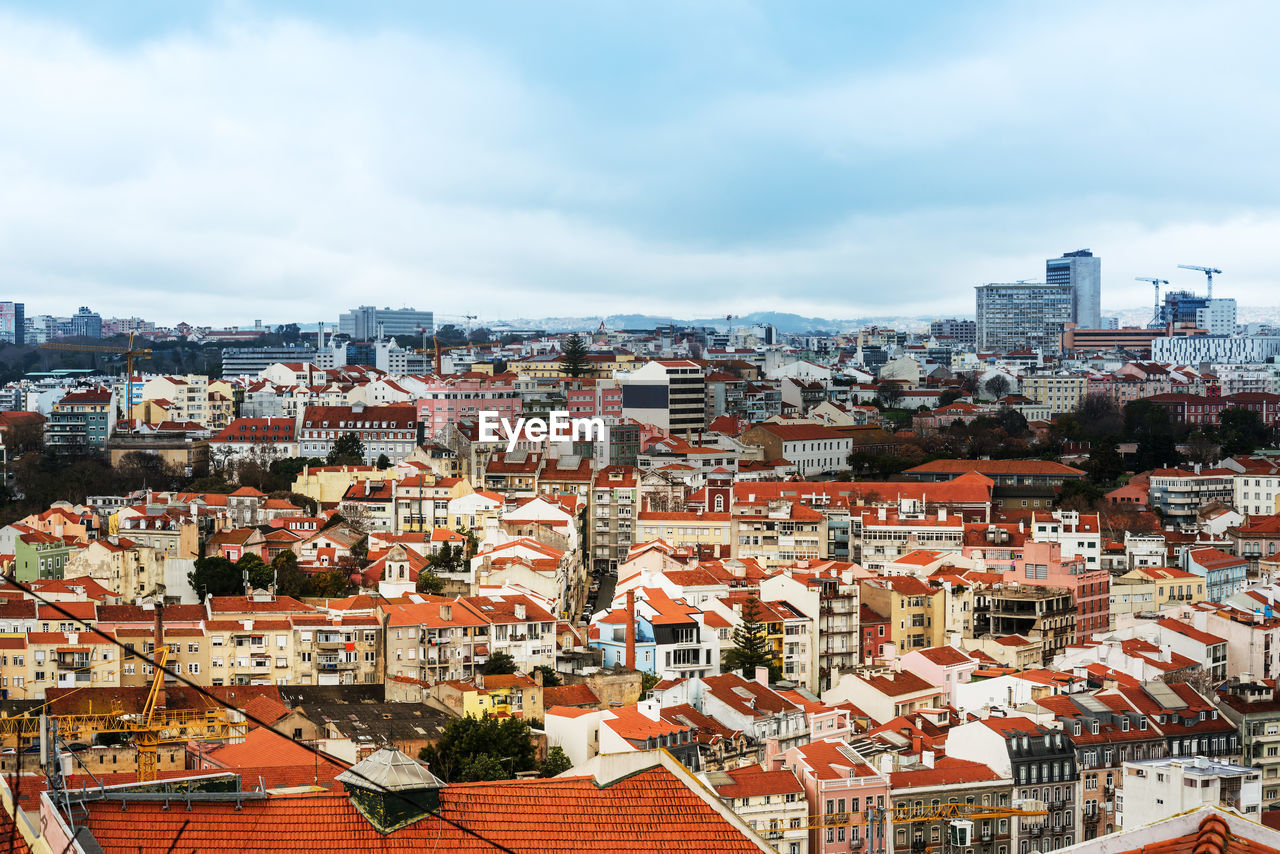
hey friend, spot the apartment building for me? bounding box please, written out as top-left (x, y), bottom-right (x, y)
top-left (1147, 468), bottom-right (1235, 523)
top-left (590, 465), bottom-right (640, 574)
top-left (947, 717), bottom-right (1079, 851)
top-left (784, 739), bottom-right (890, 854)
top-left (45, 387), bottom-right (115, 452)
top-left (414, 373), bottom-right (520, 439)
top-left (859, 576), bottom-right (946, 652)
top-left (975, 282), bottom-right (1073, 354)
top-left (620, 360), bottom-right (706, 437)
top-left (1218, 679), bottom-right (1280, 809)
top-left (383, 597), bottom-right (490, 683)
top-left (1020, 372), bottom-right (1087, 415)
top-left (297, 404), bottom-right (421, 464)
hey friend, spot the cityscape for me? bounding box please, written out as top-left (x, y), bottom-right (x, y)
top-left (2, 4), bottom-right (1279, 854)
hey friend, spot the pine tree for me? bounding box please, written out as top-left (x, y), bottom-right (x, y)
top-left (561, 334), bottom-right (590, 378)
top-left (724, 596), bottom-right (778, 681)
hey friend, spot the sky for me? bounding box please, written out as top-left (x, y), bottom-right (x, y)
top-left (2, 1), bottom-right (1278, 327)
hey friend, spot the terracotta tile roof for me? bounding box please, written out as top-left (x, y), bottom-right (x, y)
top-left (912, 646), bottom-right (974, 667)
top-left (660, 703), bottom-right (742, 743)
top-left (1109, 810), bottom-right (1280, 854)
top-left (204, 724), bottom-right (344, 771)
top-left (1157, 618), bottom-right (1225, 646)
top-left (542, 684), bottom-right (600, 708)
top-left (791, 738), bottom-right (882, 781)
top-left (702, 673), bottom-right (800, 719)
top-left (604, 706), bottom-right (691, 742)
top-left (711, 765), bottom-right (803, 798)
top-left (1187, 547), bottom-right (1247, 570)
top-left (890, 756), bottom-right (999, 789)
top-left (860, 670), bottom-right (943, 698)
top-left (80, 765), bottom-right (766, 854)
top-left (905, 459), bottom-right (1084, 477)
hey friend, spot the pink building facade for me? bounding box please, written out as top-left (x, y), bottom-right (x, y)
top-left (784, 738), bottom-right (890, 854)
top-left (415, 374), bottom-right (521, 437)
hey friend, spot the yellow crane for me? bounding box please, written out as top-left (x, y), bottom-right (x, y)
top-left (792, 801), bottom-right (1047, 830)
top-left (0, 608), bottom-right (245, 781)
top-left (40, 331), bottom-right (153, 420)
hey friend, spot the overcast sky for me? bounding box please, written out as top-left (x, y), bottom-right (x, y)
top-left (2, 1), bottom-right (1277, 326)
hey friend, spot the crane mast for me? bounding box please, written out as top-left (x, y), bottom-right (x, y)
top-left (1135, 277), bottom-right (1168, 328)
top-left (1177, 264), bottom-right (1222, 299)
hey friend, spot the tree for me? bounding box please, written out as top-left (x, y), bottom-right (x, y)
top-left (327, 432), bottom-right (365, 466)
top-left (938, 388), bottom-right (964, 407)
top-left (306, 569), bottom-right (353, 598)
top-left (188, 556), bottom-right (241, 601)
top-left (994, 406), bottom-right (1029, 438)
top-left (539, 746), bottom-right (572, 777)
top-left (416, 570), bottom-right (445, 595)
top-left (271, 550), bottom-right (308, 598)
top-left (533, 665), bottom-right (561, 687)
top-left (983, 373), bottom-right (1012, 401)
top-left (1220, 407), bottom-right (1272, 456)
top-left (561, 334), bottom-right (590, 378)
top-left (429, 542), bottom-right (466, 573)
top-left (1124, 400), bottom-right (1181, 470)
top-left (483, 650), bottom-right (518, 675)
top-left (875, 383), bottom-right (904, 409)
top-left (1075, 394), bottom-right (1124, 443)
top-left (375, 453), bottom-right (391, 470)
top-left (1184, 430), bottom-right (1220, 467)
top-left (1085, 438), bottom-right (1125, 486)
top-left (456, 527), bottom-right (480, 559)
top-left (419, 714), bottom-right (538, 782)
top-left (434, 324), bottom-right (467, 346)
top-left (236, 553), bottom-right (274, 591)
top-left (724, 596), bottom-right (780, 682)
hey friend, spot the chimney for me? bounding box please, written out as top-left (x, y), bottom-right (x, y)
top-left (534, 667), bottom-right (544, 687)
top-left (754, 665), bottom-right (769, 686)
top-left (626, 589), bottom-right (637, 671)
top-left (514, 602), bottom-right (526, 621)
top-left (441, 604), bottom-right (453, 622)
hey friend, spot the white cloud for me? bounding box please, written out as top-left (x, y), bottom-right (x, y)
top-left (0, 5), bottom-right (1276, 327)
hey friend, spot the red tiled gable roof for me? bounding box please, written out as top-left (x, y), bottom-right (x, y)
top-left (890, 756), bottom-right (999, 789)
top-left (792, 738), bottom-right (881, 781)
top-left (906, 459), bottom-right (1084, 476)
top-left (605, 706), bottom-right (691, 742)
top-left (913, 646), bottom-right (974, 667)
top-left (542, 684), bottom-right (600, 708)
top-left (208, 595), bottom-right (316, 613)
top-left (859, 670), bottom-right (942, 698)
top-left (1188, 548), bottom-right (1247, 570)
top-left (1157, 618), bottom-right (1226, 646)
top-left (711, 765), bottom-right (803, 798)
top-left (204, 724), bottom-right (343, 770)
top-left (702, 673), bottom-right (799, 719)
top-left (81, 765), bottom-right (767, 854)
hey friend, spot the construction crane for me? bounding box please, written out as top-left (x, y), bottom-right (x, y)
top-left (1178, 264), bottom-right (1222, 299)
top-left (40, 331), bottom-right (153, 420)
top-left (1135, 276), bottom-right (1169, 327)
top-left (0, 600), bottom-right (244, 782)
top-left (431, 339), bottom-right (474, 375)
top-left (793, 801), bottom-right (1048, 831)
